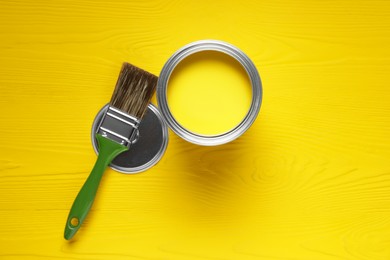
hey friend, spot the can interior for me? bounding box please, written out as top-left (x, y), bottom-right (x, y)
top-left (166, 50), bottom-right (253, 137)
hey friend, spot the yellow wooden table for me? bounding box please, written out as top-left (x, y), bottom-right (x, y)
top-left (1, 0), bottom-right (390, 259)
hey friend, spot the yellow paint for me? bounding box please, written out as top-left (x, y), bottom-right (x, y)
top-left (167, 51), bottom-right (252, 136)
top-left (1, 0), bottom-right (390, 259)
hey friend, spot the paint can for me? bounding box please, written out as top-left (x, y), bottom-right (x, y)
top-left (157, 40), bottom-right (262, 146)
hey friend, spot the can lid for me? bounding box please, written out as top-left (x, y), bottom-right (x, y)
top-left (91, 103), bottom-right (168, 174)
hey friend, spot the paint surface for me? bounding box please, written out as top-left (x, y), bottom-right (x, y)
top-left (167, 51), bottom-right (253, 136)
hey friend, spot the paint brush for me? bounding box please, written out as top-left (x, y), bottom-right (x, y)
top-left (64, 62), bottom-right (157, 240)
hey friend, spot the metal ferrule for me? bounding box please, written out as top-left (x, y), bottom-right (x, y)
top-left (96, 106), bottom-right (140, 148)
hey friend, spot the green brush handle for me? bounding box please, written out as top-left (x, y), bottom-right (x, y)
top-left (64, 134), bottom-right (128, 240)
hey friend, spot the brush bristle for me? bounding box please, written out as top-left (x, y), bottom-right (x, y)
top-left (110, 62), bottom-right (158, 119)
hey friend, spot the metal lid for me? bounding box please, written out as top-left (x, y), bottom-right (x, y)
top-left (157, 40), bottom-right (262, 146)
top-left (91, 103), bottom-right (168, 173)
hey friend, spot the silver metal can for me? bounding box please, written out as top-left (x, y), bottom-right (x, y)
top-left (157, 40), bottom-right (262, 146)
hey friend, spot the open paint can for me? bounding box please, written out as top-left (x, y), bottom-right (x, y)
top-left (157, 40), bottom-right (262, 146)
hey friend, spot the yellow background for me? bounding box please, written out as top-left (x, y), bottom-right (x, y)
top-left (1, 0), bottom-right (390, 259)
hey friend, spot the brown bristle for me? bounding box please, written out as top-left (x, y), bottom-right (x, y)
top-left (110, 62), bottom-right (158, 119)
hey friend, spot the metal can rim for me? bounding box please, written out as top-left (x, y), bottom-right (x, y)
top-left (157, 40), bottom-right (262, 146)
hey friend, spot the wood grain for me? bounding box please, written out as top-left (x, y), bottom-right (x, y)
top-left (1, 0), bottom-right (390, 259)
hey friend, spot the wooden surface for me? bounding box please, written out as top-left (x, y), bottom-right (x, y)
top-left (1, 0), bottom-right (390, 259)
